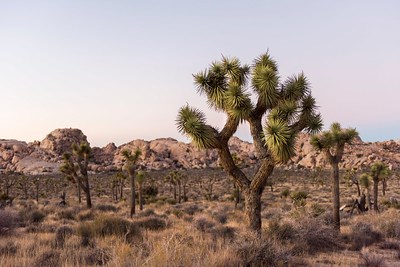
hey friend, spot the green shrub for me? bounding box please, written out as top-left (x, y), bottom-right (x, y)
top-left (29, 210), bottom-right (46, 223)
top-left (290, 191), bottom-right (308, 208)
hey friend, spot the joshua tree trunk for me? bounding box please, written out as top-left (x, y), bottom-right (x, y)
top-left (83, 178), bottom-right (92, 209)
top-left (356, 183), bottom-right (361, 197)
top-left (129, 169), bottom-right (136, 217)
top-left (382, 179), bottom-right (387, 196)
top-left (178, 182), bottom-right (182, 203)
top-left (183, 184), bottom-right (187, 202)
top-left (234, 183), bottom-right (240, 208)
top-left (138, 185), bottom-right (143, 211)
top-left (173, 185), bottom-right (177, 200)
top-left (366, 189), bottom-right (371, 211)
top-left (36, 183), bottom-right (39, 203)
top-left (373, 177), bottom-right (379, 212)
top-left (244, 189), bottom-right (262, 232)
top-left (331, 163), bottom-right (340, 231)
top-left (77, 183), bottom-right (82, 204)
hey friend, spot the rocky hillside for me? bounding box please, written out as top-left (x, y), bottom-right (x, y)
top-left (0, 128), bottom-right (399, 175)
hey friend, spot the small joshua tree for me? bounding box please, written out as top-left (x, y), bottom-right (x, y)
top-left (311, 122), bottom-right (358, 231)
top-left (344, 168), bottom-right (361, 197)
top-left (121, 149), bottom-right (141, 217)
top-left (359, 173), bottom-right (372, 211)
top-left (177, 52), bottom-right (322, 232)
top-left (136, 170), bottom-right (146, 211)
top-left (60, 142), bottom-right (92, 208)
top-left (370, 161), bottom-right (389, 212)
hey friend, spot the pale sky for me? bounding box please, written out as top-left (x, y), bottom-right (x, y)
top-left (1, 1), bottom-right (399, 147)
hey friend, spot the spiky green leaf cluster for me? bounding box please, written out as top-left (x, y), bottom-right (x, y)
top-left (359, 173), bottom-right (371, 188)
top-left (176, 105), bottom-right (217, 149)
top-left (370, 161), bottom-right (390, 180)
top-left (263, 118), bottom-right (296, 163)
top-left (252, 54), bottom-right (279, 108)
top-left (311, 122), bottom-right (359, 150)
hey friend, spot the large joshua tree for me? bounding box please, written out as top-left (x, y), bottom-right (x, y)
top-left (60, 142), bottom-right (93, 208)
top-left (311, 123), bottom-right (358, 231)
top-left (370, 161), bottom-right (389, 212)
top-left (177, 52), bottom-right (322, 232)
top-left (122, 149), bottom-right (141, 217)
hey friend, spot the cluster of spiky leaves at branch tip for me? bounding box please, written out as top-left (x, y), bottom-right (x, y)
top-left (310, 122), bottom-right (358, 161)
top-left (121, 149), bottom-right (142, 171)
top-left (176, 52), bottom-right (322, 163)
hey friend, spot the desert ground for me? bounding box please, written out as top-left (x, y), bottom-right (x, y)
top-left (1, 167), bottom-right (400, 267)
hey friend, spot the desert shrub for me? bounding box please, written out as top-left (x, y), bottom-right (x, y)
top-left (309, 203), bottom-right (326, 217)
top-left (348, 222), bottom-right (382, 250)
top-left (359, 247), bottom-right (386, 267)
top-left (280, 188), bottom-right (290, 198)
top-left (193, 215), bottom-right (216, 233)
top-left (136, 209), bottom-right (156, 217)
top-left (290, 191), bottom-right (308, 208)
top-left (29, 210), bottom-right (46, 223)
top-left (84, 248), bottom-right (111, 266)
top-left (267, 219), bottom-right (296, 242)
top-left (182, 203), bottom-right (202, 215)
top-left (208, 248), bottom-right (242, 267)
top-left (32, 251), bottom-right (61, 267)
top-left (0, 241), bottom-right (19, 256)
top-left (234, 231), bottom-right (290, 267)
top-left (77, 223), bottom-right (94, 247)
top-left (57, 208), bottom-right (77, 220)
top-left (0, 209), bottom-right (18, 235)
top-left (79, 215), bottom-right (141, 243)
top-left (211, 225), bottom-right (235, 240)
top-left (292, 217), bottom-right (341, 254)
top-left (135, 216), bottom-right (167, 231)
top-left (96, 204), bottom-right (118, 212)
top-left (54, 225), bottom-right (74, 248)
top-left (211, 210), bottom-right (228, 224)
top-left (142, 184), bottom-right (158, 197)
top-left (78, 209), bottom-right (96, 221)
top-left (378, 220), bottom-right (400, 238)
top-left (378, 240), bottom-right (400, 250)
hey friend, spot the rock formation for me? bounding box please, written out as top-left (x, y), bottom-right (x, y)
top-left (0, 128), bottom-right (399, 175)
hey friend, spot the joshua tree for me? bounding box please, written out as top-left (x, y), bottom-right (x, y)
top-left (112, 172), bottom-right (127, 201)
top-left (17, 175), bottom-right (31, 199)
top-left (311, 122), bottom-right (358, 231)
top-left (0, 171), bottom-right (18, 199)
top-left (60, 142), bottom-right (93, 208)
top-left (177, 52), bottom-right (322, 232)
top-left (121, 149), bottom-right (141, 217)
top-left (344, 168), bottom-right (361, 197)
top-left (370, 161), bottom-right (389, 212)
top-left (136, 170), bottom-right (146, 211)
top-left (359, 173), bottom-right (372, 211)
top-left (33, 176), bottom-right (41, 203)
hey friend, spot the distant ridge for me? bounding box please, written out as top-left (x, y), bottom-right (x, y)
top-left (0, 128), bottom-right (399, 174)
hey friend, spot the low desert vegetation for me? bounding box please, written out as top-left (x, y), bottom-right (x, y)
top-left (1, 166), bottom-right (400, 266)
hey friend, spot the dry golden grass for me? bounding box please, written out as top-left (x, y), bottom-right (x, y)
top-left (0, 168), bottom-right (400, 266)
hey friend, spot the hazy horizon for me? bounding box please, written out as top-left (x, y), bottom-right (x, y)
top-left (1, 1), bottom-right (399, 147)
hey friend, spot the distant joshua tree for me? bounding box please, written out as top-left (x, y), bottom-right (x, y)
top-left (60, 142), bottom-right (92, 208)
top-left (177, 52), bottom-right (322, 232)
top-left (136, 170), bottom-right (146, 211)
top-left (311, 122), bottom-right (358, 231)
top-left (370, 161), bottom-right (389, 212)
top-left (359, 173), bottom-right (372, 211)
top-left (121, 149), bottom-right (141, 217)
